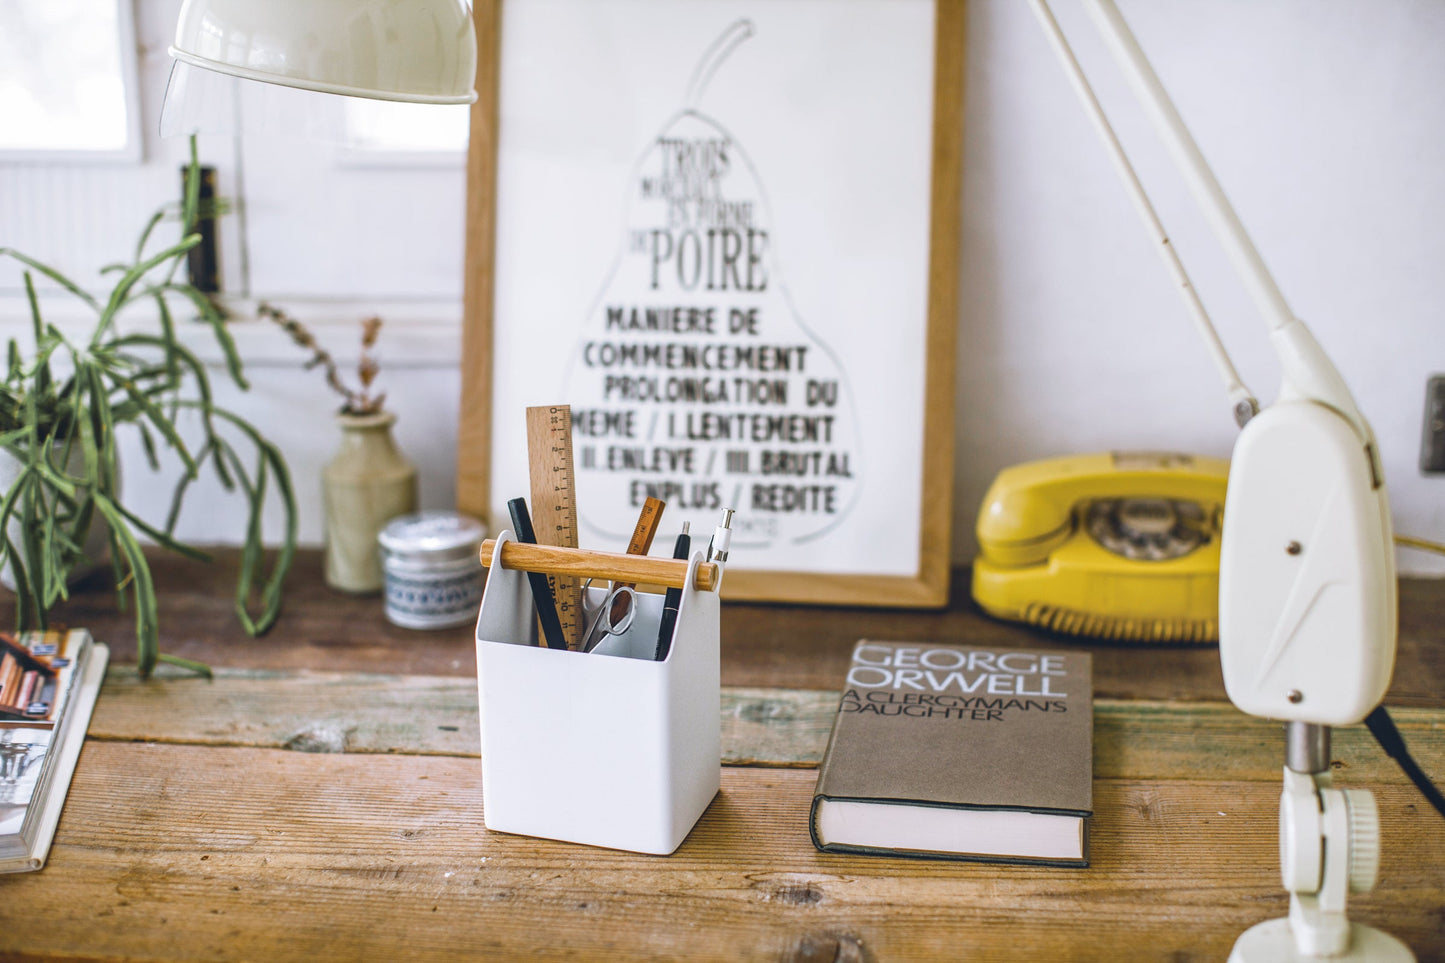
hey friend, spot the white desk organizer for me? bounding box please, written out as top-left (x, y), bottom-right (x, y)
top-left (474, 532), bottom-right (721, 854)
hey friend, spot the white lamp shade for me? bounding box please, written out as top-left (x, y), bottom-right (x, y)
top-left (169, 0), bottom-right (478, 105)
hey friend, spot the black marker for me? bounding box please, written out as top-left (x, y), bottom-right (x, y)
top-left (654, 522), bottom-right (690, 662)
top-left (507, 497), bottom-right (568, 650)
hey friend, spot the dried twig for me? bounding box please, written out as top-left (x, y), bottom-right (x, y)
top-left (258, 303), bottom-right (386, 415)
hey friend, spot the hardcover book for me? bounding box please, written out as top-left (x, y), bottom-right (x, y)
top-left (0, 628), bottom-right (108, 873)
top-left (810, 640), bottom-right (1093, 866)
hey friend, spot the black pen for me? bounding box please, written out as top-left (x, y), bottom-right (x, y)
top-left (507, 497), bottom-right (568, 650)
top-left (654, 522), bottom-right (690, 661)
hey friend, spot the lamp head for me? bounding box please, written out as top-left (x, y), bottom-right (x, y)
top-left (169, 0), bottom-right (478, 105)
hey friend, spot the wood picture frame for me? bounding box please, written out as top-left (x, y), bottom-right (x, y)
top-left (459, 0), bottom-right (963, 607)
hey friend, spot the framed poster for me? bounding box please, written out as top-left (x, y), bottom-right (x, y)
top-left (459, 0), bottom-right (962, 606)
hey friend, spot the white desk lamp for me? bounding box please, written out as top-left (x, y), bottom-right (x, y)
top-left (1032, 2), bottom-right (1411, 959)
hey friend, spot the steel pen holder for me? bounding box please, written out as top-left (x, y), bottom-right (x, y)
top-left (474, 532), bottom-right (722, 854)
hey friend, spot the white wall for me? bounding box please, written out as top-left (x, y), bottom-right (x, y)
top-left (956, 0), bottom-right (1444, 576)
top-left (0, 0), bottom-right (1441, 575)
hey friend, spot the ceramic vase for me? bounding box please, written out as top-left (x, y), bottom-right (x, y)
top-left (322, 411), bottom-right (417, 594)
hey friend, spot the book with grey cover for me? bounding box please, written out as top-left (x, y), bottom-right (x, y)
top-left (810, 640), bottom-right (1093, 866)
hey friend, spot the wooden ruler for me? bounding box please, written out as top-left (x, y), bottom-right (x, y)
top-left (526, 405), bottom-right (583, 648)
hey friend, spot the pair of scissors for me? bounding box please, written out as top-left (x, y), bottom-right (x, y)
top-left (580, 578), bottom-right (638, 653)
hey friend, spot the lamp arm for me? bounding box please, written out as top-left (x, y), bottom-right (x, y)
top-left (1080, 0), bottom-right (1294, 336)
top-left (1028, 0), bottom-right (1258, 427)
top-left (1079, 0), bottom-right (1379, 442)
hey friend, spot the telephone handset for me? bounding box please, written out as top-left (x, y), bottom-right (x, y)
top-left (972, 451), bottom-right (1230, 642)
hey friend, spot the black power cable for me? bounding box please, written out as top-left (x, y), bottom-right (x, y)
top-left (1365, 705), bottom-right (1445, 820)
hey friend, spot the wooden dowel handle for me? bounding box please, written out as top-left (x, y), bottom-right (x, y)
top-left (479, 539), bottom-right (719, 592)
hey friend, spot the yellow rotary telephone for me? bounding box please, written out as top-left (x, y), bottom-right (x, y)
top-left (972, 452), bottom-right (1229, 643)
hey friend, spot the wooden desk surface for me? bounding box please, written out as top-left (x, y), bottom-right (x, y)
top-left (3, 550), bottom-right (1443, 961)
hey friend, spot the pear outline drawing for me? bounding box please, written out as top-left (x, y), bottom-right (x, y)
top-left (561, 18), bottom-right (864, 551)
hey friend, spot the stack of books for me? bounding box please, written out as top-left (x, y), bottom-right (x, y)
top-left (0, 628), bottom-right (107, 873)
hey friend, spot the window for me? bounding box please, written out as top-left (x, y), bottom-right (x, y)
top-left (337, 99), bottom-right (470, 169)
top-left (0, 0), bottom-right (141, 161)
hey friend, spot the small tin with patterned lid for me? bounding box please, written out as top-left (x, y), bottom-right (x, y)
top-left (377, 511), bottom-right (487, 629)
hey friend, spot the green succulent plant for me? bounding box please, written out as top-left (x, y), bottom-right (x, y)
top-left (0, 137), bottom-right (297, 677)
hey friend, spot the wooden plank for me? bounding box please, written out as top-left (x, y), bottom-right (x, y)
top-left (1, 742), bottom-right (1440, 962)
top-left (724, 690), bottom-right (1445, 784)
top-left (727, 570), bottom-right (1445, 702)
top-left (90, 670), bottom-right (1445, 786)
top-left (18, 548), bottom-right (1445, 708)
top-left (93, 668), bottom-right (484, 756)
